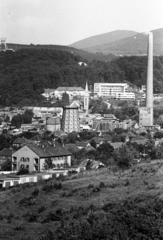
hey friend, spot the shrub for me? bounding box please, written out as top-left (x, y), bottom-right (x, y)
top-left (26, 212), bottom-right (38, 222)
top-left (32, 188), bottom-right (39, 197)
top-left (19, 196), bottom-right (36, 206)
top-left (17, 168), bottom-right (29, 175)
top-left (42, 182), bottom-right (62, 192)
top-left (37, 205), bottom-right (46, 213)
top-left (123, 179), bottom-right (130, 186)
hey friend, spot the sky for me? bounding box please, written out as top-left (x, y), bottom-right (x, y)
top-left (0, 0), bottom-right (163, 45)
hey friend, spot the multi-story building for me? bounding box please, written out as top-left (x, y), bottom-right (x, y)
top-left (115, 92), bottom-right (135, 100)
top-left (55, 87), bottom-right (85, 99)
top-left (94, 83), bottom-right (129, 97)
top-left (12, 141), bottom-right (71, 172)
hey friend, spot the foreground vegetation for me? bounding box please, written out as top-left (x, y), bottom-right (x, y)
top-left (1, 161), bottom-right (163, 239)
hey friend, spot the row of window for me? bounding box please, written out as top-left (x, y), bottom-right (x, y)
top-left (20, 157), bottom-right (30, 162)
top-left (53, 163), bottom-right (68, 168)
top-left (20, 164), bottom-right (29, 169)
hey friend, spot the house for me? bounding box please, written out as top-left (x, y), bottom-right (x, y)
top-left (55, 87), bottom-right (85, 99)
top-left (64, 144), bottom-right (78, 153)
top-left (78, 159), bottom-right (105, 170)
top-left (92, 137), bottom-right (105, 147)
top-left (0, 148), bottom-right (13, 170)
top-left (110, 142), bottom-right (124, 149)
top-left (12, 137), bottom-right (32, 149)
top-left (12, 141), bottom-right (71, 172)
top-left (30, 135), bottom-right (42, 143)
top-left (76, 142), bottom-right (91, 150)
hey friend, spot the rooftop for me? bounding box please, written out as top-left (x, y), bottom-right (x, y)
top-left (25, 141), bottom-right (71, 158)
top-left (56, 87), bottom-right (84, 91)
top-left (0, 148), bottom-right (12, 156)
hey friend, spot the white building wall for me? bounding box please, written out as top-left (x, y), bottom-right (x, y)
top-left (40, 155), bottom-right (71, 171)
top-left (12, 146), bottom-right (39, 172)
top-left (94, 83), bottom-right (128, 96)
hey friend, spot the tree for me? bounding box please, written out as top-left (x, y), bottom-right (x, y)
top-left (22, 109), bottom-right (34, 124)
top-left (114, 145), bottom-right (136, 169)
top-left (96, 142), bottom-right (114, 165)
top-left (43, 158), bottom-right (53, 171)
top-left (0, 159), bottom-right (12, 171)
top-left (11, 114), bottom-right (22, 128)
top-left (90, 139), bottom-right (97, 149)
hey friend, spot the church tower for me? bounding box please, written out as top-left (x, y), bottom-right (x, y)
top-left (84, 80), bottom-right (89, 115)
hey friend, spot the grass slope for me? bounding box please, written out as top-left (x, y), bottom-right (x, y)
top-left (1, 161), bottom-right (163, 239)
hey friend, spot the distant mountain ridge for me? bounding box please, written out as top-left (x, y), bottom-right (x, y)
top-left (69, 30), bottom-right (138, 49)
top-left (70, 28), bottom-right (163, 56)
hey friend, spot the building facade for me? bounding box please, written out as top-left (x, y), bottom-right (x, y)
top-left (12, 142), bottom-right (71, 172)
top-left (94, 83), bottom-right (128, 97)
top-left (46, 116), bottom-right (61, 132)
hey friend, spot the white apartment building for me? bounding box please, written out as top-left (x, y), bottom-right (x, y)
top-left (115, 92), bottom-right (135, 100)
top-left (94, 83), bottom-right (128, 97)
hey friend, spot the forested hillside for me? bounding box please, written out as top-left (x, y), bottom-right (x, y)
top-left (0, 49), bottom-right (163, 106)
top-left (71, 28), bottom-right (163, 56)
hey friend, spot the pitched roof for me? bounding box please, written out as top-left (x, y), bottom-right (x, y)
top-left (76, 142), bottom-right (89, 148)
top-left (93, 137), bottom-right (105, 144)
top-left (30, 135), bottom-right (42, 141)
top-left (56, 87), bottom-right (84, 92)
top-left (64, 144), bottom-right (78, 153)
top-left (110, 142), bottom-right (123, 149)
top-left (0, 148), bottom-right (12, 156)
top-left (85, 145), bottom-right (95, 152)
top-left (26, 142), bottom-right (71, 158)
top-left (13, 137), bottom-right (29, 144)
top-left (103, 135), bottom-right (112, 141)
top-left (79, 159), bottom-right (104, 169)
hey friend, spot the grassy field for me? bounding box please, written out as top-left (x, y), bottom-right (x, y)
top-left (1, 161), bottom-right (163, 239)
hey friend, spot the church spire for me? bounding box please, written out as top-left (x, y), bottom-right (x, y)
top-left (84, 80), bottom-right (89, 115)
top-left (85, 80), bottom-right (88, 92)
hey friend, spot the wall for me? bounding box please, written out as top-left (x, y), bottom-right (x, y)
top-left (12, 146), bottom-right (39, 172)
top-left (40, 155), bottom-right (71, 171)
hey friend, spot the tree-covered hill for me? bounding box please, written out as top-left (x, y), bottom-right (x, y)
top-left (73, 28), bottom-right (163, 56)
top-left (6, 43), bottom-right (116, 62)
top-left (0, 49), bottom-right (163, 106)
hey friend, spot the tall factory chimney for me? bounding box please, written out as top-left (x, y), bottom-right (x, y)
top-left (146, 32), bottom-right (153, 125)
top-left (139, 32), bottom-right (153, 127)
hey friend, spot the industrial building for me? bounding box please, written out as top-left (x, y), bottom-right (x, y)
top-left (61, 102), bottom-right (80, 133)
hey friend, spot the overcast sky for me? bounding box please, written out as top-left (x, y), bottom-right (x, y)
top-left (1, 0), bottom-right (163, 45)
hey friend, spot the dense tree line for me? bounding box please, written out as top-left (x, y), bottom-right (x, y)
top-left (0, 49), bottom-right (163, 106)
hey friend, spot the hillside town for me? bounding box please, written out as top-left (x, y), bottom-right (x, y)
top-left (1, 72), bottom-right (163, 188)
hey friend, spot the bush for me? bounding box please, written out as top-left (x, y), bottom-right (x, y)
top-left (42, 182), bottom-right (62, 192)
top-left (19, 196), bottom-right (36, 206)
top-left (32, 188), bottom-right (39, 197)
top-left (17, 168), bottom-right (29, 175)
